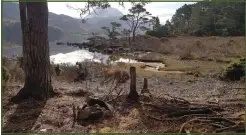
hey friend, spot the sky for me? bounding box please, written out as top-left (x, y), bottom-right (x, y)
top-left (48, 2), bottom-right (195, 24)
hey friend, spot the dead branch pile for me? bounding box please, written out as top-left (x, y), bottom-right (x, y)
top-left (140, 94), bottom-right (245, 133)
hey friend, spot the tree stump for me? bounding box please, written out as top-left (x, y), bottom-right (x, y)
top-left (140, 78), bottom-right (152, 101)
top-left (128, 66), bottom-right (139, 102)
top-left (141, 78), bottom-right (149, 94)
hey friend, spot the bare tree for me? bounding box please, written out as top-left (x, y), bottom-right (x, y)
top-left (121, 29), bottom-right (132, 45)
top-left (12, 1), bottom-right (55, 102)
top-left (101, 22), bottom-right (121, 45)
top-left (67, 1), bottom-right (151, 23)
top-left (120, 3), bottom-right (152, 41)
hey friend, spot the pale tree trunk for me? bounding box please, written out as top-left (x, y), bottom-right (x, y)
top-left (12, 1), bottom-right (55, 102)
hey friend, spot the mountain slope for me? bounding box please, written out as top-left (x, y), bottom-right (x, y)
top-left (2, 2), bottom-right (149, 51)
top-left (3, 19), bottom-right (64, 45)
top-left (84, 7), bottom-right (123, 19)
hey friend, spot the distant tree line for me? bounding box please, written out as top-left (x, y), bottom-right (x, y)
top-left (146, 1), bottom-right (245, 37)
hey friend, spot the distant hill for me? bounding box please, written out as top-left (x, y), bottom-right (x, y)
top-left (2, 2), bottom-right (130, 45)
top-left (3, 19), bottom-right (64, 45)
top-left (2, 2), bottom-right (150, 56)
top-left (84, 7), bottom-right (123, 19)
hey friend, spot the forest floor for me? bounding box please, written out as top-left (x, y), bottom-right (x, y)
top-left (2, 36), bottom-right (245, 133)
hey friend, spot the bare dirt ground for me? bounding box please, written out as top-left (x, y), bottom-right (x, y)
top-left (2, 36), bottom-right (245, 133)
top-left (2, 75), bottom-right (245, 133)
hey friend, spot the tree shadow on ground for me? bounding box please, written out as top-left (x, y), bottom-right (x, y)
top-left (2, 98), bottom-right (46, 133)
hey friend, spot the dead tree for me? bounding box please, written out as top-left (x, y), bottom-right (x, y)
top-left (128, 66), bottom-right (139, 102)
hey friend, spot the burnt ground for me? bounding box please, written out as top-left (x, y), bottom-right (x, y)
top-left (2, 75), bottom-right (245, 133)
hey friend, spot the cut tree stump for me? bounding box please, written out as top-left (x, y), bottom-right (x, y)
top-left (128, 66), bottom-right (139, 102)
top-left (141, 78), bottom-right (149, 94)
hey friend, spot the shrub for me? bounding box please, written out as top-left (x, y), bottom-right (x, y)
top-left (160, 37), bottom-right (169, 43)
top-left (179, 47), bottom-right (193, 60)
top-left (17, 55), bottom-right (24, 69)
top-left (2, 56), bottom-right (9, 66)
top-left (190, 29), bottom-right (204, 37)
top-left (2, 66), bottom-right (10, 91)
top-left (145, 30), bottom-right (154, 36)
top-left (54, 64), bottom-right (62, 76)
top-left (194, 39), bottom-right (202, 48)
top-left (209, 36), bottom-right (217, 40)
top-left (222, 58), bottom-right (245, 81)
top-left (159, 43), bottom-right (174, 54)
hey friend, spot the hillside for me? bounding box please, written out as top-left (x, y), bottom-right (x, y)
top-left (2, 2), bottom-right (140, 48)
top-left (3, 19), bottom-right (65, 45)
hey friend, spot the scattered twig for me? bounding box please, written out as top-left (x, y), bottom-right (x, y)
top-left (168, 108), bottom-right (213, 117)
top-left (112, 88), bottom-right (124, 107)
top-left (210, 123), bottom-right (226, 128)
top-left (163, 94), bottom-right (191, 104)
top-left (233, 87), bottom-right (245, 89)
top-left (179, 118), bottom-right (212, 133)
top-left (175, 114), bottom-right (216, 121)
top-left (103, 78), bottom-right (117, 101)
top-left (140, 102), bottom-right (179, 112)
top-left (215, 122), bottom-right (242, 133)
top-left (208, 117), bottom-right (236, 125)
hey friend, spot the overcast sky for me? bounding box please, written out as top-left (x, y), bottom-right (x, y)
top-left (48, 2), bottom-right (195, 24)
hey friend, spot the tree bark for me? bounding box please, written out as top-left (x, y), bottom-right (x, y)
top-left (12, 1), bottom-right (55, 102)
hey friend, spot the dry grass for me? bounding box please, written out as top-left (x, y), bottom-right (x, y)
top-left (117, 36), bottom-right (244, 61)
top-left (3, 58), bottom-right (25, 84)
top-left (4, 36), bottom-right (243, 82)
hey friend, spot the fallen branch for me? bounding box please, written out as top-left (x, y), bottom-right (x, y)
top-left (112, 88), bottom-right (124, 107)
top-left (179, 118), bottom-right (212, 133)
top-left (208, 117), bottom-right (236, 125)
top-left (210, 123), bottom-right (226, 128)
top-left (168, 108), bottom-right (213, 117)
top-left (140, 102), bottom-right (179, 112)
top-left (175, 114), bottom-right (216, 121)
top-left (215, 122), bottom-right (242, 133)
top-left (163, 94), bottom-right (191, 104)
top-left (146, 114), bottom-right (176, 121)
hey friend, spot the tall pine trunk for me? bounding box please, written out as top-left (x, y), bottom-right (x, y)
top-left (12, 2), bottom-right (55, 102)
